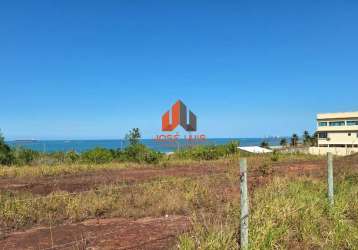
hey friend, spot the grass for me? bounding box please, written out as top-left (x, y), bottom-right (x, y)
top-left (178, 174), bottom-right (358, 250)
top-left (0, 162), bottom-right (133, 178)
top-left (0, 174), bottom-right (234, 231)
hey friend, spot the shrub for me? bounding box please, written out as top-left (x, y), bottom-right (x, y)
top-left (81, 148), bottom-right (114, 164)
top-left (122, 144), bottom-right (162, 164)
top-left (65, 150), bottom-right (80, 164)
top-left (174, 141), bottom-right (240, 161)
top-left (12, 147), bottom-right (39, 165)
top-left (0, 133), bottom-right (13, 165)
top-left (270, 150), bottom-right (280, 162)
top-left (142, 150), bottom-right (162, 164)
top-left (125, 128), bottom-right (141, 145)
top-left (260, 140), bottom-right (270, 148)
top-left (258, 160), bottom-right (273, 176)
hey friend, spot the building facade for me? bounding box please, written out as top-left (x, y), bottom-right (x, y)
top-left (309, 112), bottom-right (358, 156)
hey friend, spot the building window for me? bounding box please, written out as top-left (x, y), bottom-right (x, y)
top-left (348, 133), bottom-right (352, 136)
top-left (318, 121), bottom-right (328, 126)
top-left (329, 121), bottom-right (345, 126)
top-left (347, 120), bottom-right (358, 126)
top-left (318, 132), bottom-right (327, 138)
top-left (329, 144), bottom-right (345, 148)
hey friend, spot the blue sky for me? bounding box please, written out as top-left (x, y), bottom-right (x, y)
top-left (1, 1), bottom-right (357, 140)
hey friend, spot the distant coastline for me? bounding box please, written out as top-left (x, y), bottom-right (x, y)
top-left (13, 139), bottom-right (38, 143)
top-left (6, 138), bottom-right (284, 153)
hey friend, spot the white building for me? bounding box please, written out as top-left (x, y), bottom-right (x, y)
top-left (309, 112), bottom-right (358, 156)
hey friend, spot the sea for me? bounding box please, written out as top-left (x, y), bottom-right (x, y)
top-left (6, 138), bottom-right (283, 153)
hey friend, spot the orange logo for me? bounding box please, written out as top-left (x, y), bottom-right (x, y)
top-left (162, 100), bottom-right (197, 131)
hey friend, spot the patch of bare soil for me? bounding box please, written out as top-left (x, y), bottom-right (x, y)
top-left (0, 215), bottom-right (190, 250)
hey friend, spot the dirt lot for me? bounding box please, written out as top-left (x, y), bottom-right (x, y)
top-left (0, 163), bottom-right (228, 195)
top-left (0, 160), bottom-right (329, 196)
top-left (1, 156), bottom-right (357, 249)
top-left (0, 215), bottom-right (190, 250)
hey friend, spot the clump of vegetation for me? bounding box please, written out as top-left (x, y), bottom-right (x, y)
top-left (303, 130), bottom-right (318, 146)
top-left (12, 148), bottom-right (39, 165)
top-left (258, 160), bottom-right (273, 176)
top-left (174, 141), bottom-right (240, 161)
top-left (280, 138), bottom-right (288, 147)
top-left (0, 132), bottom-right (13, 165)
top-left (65, 150), bottom-right (80, 163)
top-left (290, 133), bottom-right (299, 147)
top-left (270, 150), bottom-right (279, 161)
top-left (81, 147), bottom-right (115, 164)
top-left (260, 140), bottom-right (270, 149)
top-left (120, 128), bottom-right (163, 164)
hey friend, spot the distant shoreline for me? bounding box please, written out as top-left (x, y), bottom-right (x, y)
top-left (6, 138), bottom-right (284, 153)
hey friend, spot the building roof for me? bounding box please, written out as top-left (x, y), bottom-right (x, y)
top-left (317, 112), bottom-right (358, 120)
top-left (238, 146), bottom-right (272, 154)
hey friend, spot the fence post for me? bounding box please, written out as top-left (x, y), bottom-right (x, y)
top-left (240, 158), bottom-right (249, 249)
top-left (327, 152), bottom-right (334, 206)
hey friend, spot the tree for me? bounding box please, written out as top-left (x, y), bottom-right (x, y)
top-left (260, 140), bottom-right (270, 149)
top-left (125, 128), bottom-right (141, 146)
top-left (290, 134), bottom-right (299, 147)
top-left (122, 128), bottom-right (162, 163)
top-left (0, 131), bottom-right (13, 165)
top-left (311, 132), bottom-right (318, 146)
top-left (303, 130), bottom-right (311, 146)
top-left (280, 138), bottom-right (288, 147)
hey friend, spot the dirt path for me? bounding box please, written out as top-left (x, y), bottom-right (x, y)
top-left (0, 215), bottom-right (190, 250)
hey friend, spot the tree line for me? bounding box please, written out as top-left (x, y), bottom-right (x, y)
top-left (260, 130), bottom-right (318, 149)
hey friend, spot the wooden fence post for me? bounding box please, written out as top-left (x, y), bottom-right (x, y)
top-left (327, 152), bottom-right (334, 206)
top-left (240, 158), bottom-right (249, 249)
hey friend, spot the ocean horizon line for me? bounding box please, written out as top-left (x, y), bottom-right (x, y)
top-left (6, 136), bottom-right (288, 142)
top-left (6, 138), bottom-right (285, 153)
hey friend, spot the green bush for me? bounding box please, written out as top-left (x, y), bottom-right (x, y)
top-left (65, 150), bottom-right (80, 163)
top-left (81, 148), bottom-right (114, 164)
top-left (0, 133), bottom-right (13, 165)
top-left (12, 147), bottom-right (39, 165)
top-left (270, 150), bottom-right (280, 162)
top-left (174, 141), bottom-right (240, 161)
top-left (121, 144), bottom-right (162, 164)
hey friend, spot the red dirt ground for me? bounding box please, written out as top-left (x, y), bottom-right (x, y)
top-left (0, 215), bottom-right (190, 250)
